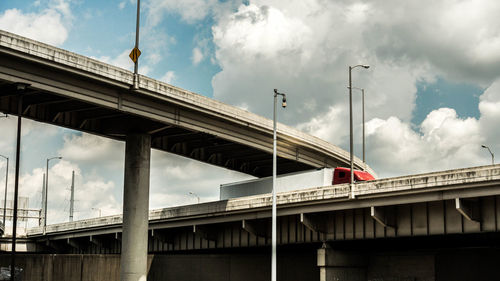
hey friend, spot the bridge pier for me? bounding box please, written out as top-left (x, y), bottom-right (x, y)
top-left (120, 134), bottom-right (151, 281)
top-left (317, 244), bottom-right (367, 281)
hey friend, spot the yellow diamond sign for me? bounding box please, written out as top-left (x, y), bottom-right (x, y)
top-left (129, 47), bottom-right (141, 63)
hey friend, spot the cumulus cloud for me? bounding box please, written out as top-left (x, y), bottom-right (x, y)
top-left (211, 1), bottom-right (425, 128)
top-left (205, 0), bottom-right (500, 178)
top-left (57, 133), bottom-right (124, 170)
top-left (16, 160), bottom-right (121, 226)
top-left (0, 0), bottom-right (72, 46)
top-left (365, 109), bottom-right (483, 177)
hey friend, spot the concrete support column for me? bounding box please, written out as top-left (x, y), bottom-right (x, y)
top-left (120, 134), bottom-right (151, 281)
top-left (317, 244), bottom-right (367, 281)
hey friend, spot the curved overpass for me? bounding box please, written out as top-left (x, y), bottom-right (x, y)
top-left (0, 29), bottom-right (373, 177)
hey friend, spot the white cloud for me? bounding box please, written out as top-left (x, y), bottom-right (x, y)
top-left (191, 47), bottom-right (203, 65)
top-left (0, 0), bottom-right (73, 46)
top-left (57, 133), bottom-right (124, 170)
top-left (16, 159), bottom-right (121, 225)
top-left (297, 106), bottom-right (346, 146)
top-left (119, 1), bottom-right (126, 10)
top-left (365, 108), bottom-right (484, 178)
top-left (146, 0), bottom-right (218, 25)
top-left (160, 71), bottom-right (176, 84)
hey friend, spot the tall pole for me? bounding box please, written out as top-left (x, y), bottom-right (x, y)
top-left (11, 95), bottom-right (22, 281)
top-left (132, 0), bottom-right (141, 89)
top-left (272, 92), bottom-right (277, 281)
top-left (349, 66), bottom-right (354, 189)
top-left (69, 170), bottom-right (74, 222)
top-left (362, 88), bottom-right (365, 167)
top-left (44, 159), bottom-right (49, 233)
top-left (40, 173), bottom-right (45, 226)
top-left (348, 86), bottom-right (367, 169)
top-left (481, 145), bottom-right (494, 165)
top-left (189, 192), bottom-right (200, 203)
top-left (0, 155), bottom-right (8, 226)
top-left (348, 65), bottom-right (369, 194)
top-left (272, 89), bottom-right (286, 281)
top-left (44, 156), bottom-right (62, 233)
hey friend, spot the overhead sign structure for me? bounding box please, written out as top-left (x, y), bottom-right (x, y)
top-left (129, 47), bottom-right (141, 63)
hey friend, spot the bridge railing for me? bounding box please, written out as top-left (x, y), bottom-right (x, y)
top-left (355, 164), bottom-right (500, 196)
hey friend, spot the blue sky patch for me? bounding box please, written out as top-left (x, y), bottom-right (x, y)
top-left (413, 78), bottom-right (483, 126)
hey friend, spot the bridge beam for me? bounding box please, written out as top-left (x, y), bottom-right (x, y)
top-left (317, 243), bottom-right (367, 281)
top-left (370, 206), bottom-right (395, 228)
top-left (151, 229), bottom-right (175, 244)
top-left (66, 238), bottom-right (83, 250)
top-left (193, 225), bottom-right (218, 241)
top-left (242, 219), bottom-right (269, 238)
top-left (120, 133), bottom-right (151, 281)
top-left (300, 213), bottom-right (328, 234)
top-left (455, 198), bottom-right (480, 222)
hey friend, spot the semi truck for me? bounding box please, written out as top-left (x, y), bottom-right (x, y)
top-left (220, 167), bottom-right (375, 200)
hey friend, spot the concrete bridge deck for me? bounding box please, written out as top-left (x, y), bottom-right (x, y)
top-left (25, 164), bottom-right (500, 253)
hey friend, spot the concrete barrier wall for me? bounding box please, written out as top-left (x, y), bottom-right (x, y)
top-left (0, 250), bottom-right (317, 281)
top-left (1, 247), bottom-right (500, 281)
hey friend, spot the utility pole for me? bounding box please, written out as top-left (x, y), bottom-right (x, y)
top-left (69, 170), bottom-right (74, 222)
top-left (40, 173), bottom-right (45, 226)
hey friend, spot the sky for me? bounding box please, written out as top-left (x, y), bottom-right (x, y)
top-left (0, 0), bottom-right (499, 227)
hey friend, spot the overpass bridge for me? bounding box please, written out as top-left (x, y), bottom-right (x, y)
top-left (13, 164), bottom-right (500, 281)
top-left (26, 164), bottom-right (500, 253)
top-left (0, 29), bottom-right (377, 280)
top-left (0, 29), bottom-right (371, 177)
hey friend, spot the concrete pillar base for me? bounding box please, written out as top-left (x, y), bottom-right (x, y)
top-left (317, 244), bottom-right (367, 281)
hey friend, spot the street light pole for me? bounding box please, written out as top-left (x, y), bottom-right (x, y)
top-left (348, 65), bottom-right (369, 193)
top-left (44, 156), bottom-right (62, 233)
top-left (272, 89), bottom-right (286, 281)
top-left (481, 145), bottom-right (494, 165)
top-left (348, 86), bottom-right (366, 168)
top-left (189, 191), bottom-right (200, 203)
top-left (92, 208), bottom-right (102, 217)
top-left (0, 155), bottom-right (8, 226)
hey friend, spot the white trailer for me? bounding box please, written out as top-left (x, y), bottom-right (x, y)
top-left (220, 168), bottom-right (334, 200)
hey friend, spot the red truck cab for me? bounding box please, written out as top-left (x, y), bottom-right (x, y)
top-left (333, 167), bottom-right (375, 185)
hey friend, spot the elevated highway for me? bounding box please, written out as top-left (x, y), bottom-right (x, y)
top-left (26, 164), bottom-right (500, 253)
top-left (0, 29), bottom-right (375, 280)
top-left (0, 29), bottom-right (371, 177)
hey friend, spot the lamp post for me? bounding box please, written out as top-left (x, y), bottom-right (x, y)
top-left (44, 156), bottom-right (62, 233)
top-left (481, 145), bottom-right (494, 165)
top-left (348, 86), bottom-right (366, 168)
top-left (92, 208), bottom-right (102, 218)
top-left (189, 191), bottom-right (200, 203)
top-left (0, 155), bottom-right (8, 226)
top-left (272, 89), bottom-right (287, 281)
top-left (348, 65), bottom-right (369, 190)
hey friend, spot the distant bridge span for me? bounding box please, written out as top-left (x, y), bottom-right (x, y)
top-left (26, 164), bottom-right (500, 253)
top-left (0, 29), bottom-right (371, 177)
